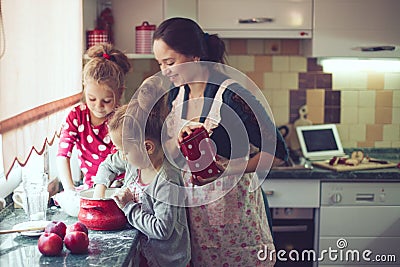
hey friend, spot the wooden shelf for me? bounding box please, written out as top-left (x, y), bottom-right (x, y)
top-left (83, 53), bottom-right (154, 60)
top-left (126, 53), bottom-right (154, 59)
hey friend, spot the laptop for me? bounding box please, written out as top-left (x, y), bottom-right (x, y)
top-left (296, 124), bottom-right (346, 161)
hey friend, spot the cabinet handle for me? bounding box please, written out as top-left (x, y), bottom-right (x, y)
top-left (353, 46), bottom-right (395, 52)
top-left (238, 17), bottom-right (274, 24)
top-left (272, 225), bottom-right (308, 233)
top-left (264, 190), bottom-right (274, 196)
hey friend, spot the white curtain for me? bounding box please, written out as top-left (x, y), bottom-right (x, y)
top-left (0, 0), bottom-right (83, 177)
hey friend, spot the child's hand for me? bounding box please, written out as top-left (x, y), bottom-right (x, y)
top-left (112, 187), bottom-right (135, 209)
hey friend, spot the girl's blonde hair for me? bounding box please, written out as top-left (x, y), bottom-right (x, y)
top-left (83, 43), bottom-right (131, 104)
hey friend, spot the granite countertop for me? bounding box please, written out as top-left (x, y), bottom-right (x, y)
top-left (0, 207), bottom-right (139, 267)
top-left (268, 148), bottom-right (400, 181)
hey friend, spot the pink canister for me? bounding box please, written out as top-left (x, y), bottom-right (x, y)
top-left (135, 21), bottom-right (156, 54)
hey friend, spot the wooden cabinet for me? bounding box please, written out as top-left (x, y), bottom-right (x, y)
top-left (85, 0), bottom-right (313, 53)
top-left (303, 0), bottom-right (400, 58)
top-left (197, 0), bottom-right (313, 38)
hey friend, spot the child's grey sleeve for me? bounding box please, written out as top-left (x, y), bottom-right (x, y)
top-left (92, 151), bottom-right (126, 187)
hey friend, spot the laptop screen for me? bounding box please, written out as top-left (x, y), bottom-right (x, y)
top-left (296, 124), bottom-right (345, 161)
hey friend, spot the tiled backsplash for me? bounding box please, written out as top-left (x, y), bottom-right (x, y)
top-left (123, 39), bottom-right (400, 149)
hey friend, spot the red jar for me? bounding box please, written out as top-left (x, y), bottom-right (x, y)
top-left (78, 188), bottom-right (128, 231)
top-left (179, 126), bottom-right (221, 179)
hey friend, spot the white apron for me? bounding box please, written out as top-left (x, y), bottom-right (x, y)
top-left (168, 80), bottom-right (276, 267)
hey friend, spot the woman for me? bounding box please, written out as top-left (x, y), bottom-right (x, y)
top-left (153, 17), bottom-right (288, 266)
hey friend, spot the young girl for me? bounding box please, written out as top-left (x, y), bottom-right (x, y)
top-left (109, 77), bottom-right (191, 267)
top-left (153, 17), bottom-right (288, 266)
top-left (57, 43), bottom-right (131, 191)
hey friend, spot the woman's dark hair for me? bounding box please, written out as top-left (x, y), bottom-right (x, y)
top-left (153, 17), bottom-right (226, 64)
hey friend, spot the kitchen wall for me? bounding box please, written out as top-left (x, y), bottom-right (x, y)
top-left (122, 39), bottom-right (400, 149)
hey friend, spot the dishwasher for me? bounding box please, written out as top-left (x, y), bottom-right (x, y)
top-left (319, 182), bottom-right (400, 266)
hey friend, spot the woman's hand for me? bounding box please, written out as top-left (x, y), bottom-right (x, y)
top-left (178, 124), bottom-right (203, 143)
top-left (190, 174), bottom-right (220, 186)
top-left (112, 187), bottom-right (135, 209)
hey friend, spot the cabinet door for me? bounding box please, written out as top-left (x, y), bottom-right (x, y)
top-left (304, 0), bottom-right (400, 58)
top-left (198, 0), bottom-right (312, 38)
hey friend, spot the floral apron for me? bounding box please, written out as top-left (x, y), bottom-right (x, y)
top-left (168, 80), bottom-right (276, 267)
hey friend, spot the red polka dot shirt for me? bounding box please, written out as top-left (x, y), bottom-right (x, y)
top-left (57, 103), bottom-right (116, 188)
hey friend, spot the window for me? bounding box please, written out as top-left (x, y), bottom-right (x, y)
top-left (0, 0), bottom-right (83, 181)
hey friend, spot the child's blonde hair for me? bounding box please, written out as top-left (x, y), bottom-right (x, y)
top-left (83, 43), bottom-right (131, 104)
top-left (108, 104), bottom-right (128, 132)
top-left (126, 76), bottom-right (168, 145)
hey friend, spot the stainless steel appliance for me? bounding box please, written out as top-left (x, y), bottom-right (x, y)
top-left (319, 182), bottom-right (400, 266)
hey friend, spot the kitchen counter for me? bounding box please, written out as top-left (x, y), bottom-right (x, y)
top-left (268, 148), bottom-right (400, 181)
top-left (0, 207), bottom-right (139, 267)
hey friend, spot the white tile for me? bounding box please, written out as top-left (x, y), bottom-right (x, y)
top-left (358, 91), bottom-right (376, 107)
top-left (264, 73), bottom-right (281, 89)
top-left (332, 72), bottom-right (351, 90)
top-left (289, 56), bottom-right (307, 72)
top-left (340, 107), bottom-right (358, 124)
top-left (271, 106), bottom-right (289, 126)
top-left (393, 90), bottom-right (400, 107)
top-left (341, 140), bottom-right (357, 148)
top-left (235, 56), bottom-right (255, 72)
top-left (272, 56), bottom-right (290, 72)
top-left (261, 88), bottom-right (273, 104)
top-left (384, 73), bottom-right (400, 90)
top-left (383, 125), bottom-right (400, 141)
top-left (336, 124), bottom-right (349, 141)
top-left (349, 72), bottom-right (368, 90)
top-left (391, 141), bottom-right (400, 147)
top-left (226, 56), bottom-right (239, 70)
top-left (272, 89), bottom-right (289, 107)
top-left (348, 125), bottom-right (366, 142)
top-left (358, 107), bottom-right (375, 124)
top-left (392, 108), bottom-right (400, 125)
top-left (341, 91), bottom-right (359, 107)
top-left (281, 73), bottom-right (298, 90)
top-left (374, 141), bottom-right (392, 148)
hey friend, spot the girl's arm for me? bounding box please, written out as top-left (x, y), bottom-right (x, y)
top-left (57, 107), bottom-right (80, 191)
top-left (57, 157), bottom-right (75, 191)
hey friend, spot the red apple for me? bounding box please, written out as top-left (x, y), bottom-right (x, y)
top-left (66, 221), bottom-right (89, 236)
top-left (37, 232), bottom-right (63, 256)
top-left (45, 221), bottom-right (67, 239)
top-left (64, 231), bottom-right (89, 254)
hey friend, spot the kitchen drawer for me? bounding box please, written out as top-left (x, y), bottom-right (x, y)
top-left (197, 0), bottom-right (312, 38)
top-left (261, 179), bottom-right (320, 208)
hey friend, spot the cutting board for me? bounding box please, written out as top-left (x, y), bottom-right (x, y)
top-left (312, 161), bottom-right (398, 172)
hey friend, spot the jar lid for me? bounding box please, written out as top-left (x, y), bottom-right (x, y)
top-left (136, 21), bottom-right (156, 30)
top-left (87, 29), bottom-right (107, 34)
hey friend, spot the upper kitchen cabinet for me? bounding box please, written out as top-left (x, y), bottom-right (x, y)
top-left (303, 0), bottom-right (400, 58)
top-left (197, 0), bottom-right (313, 39)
